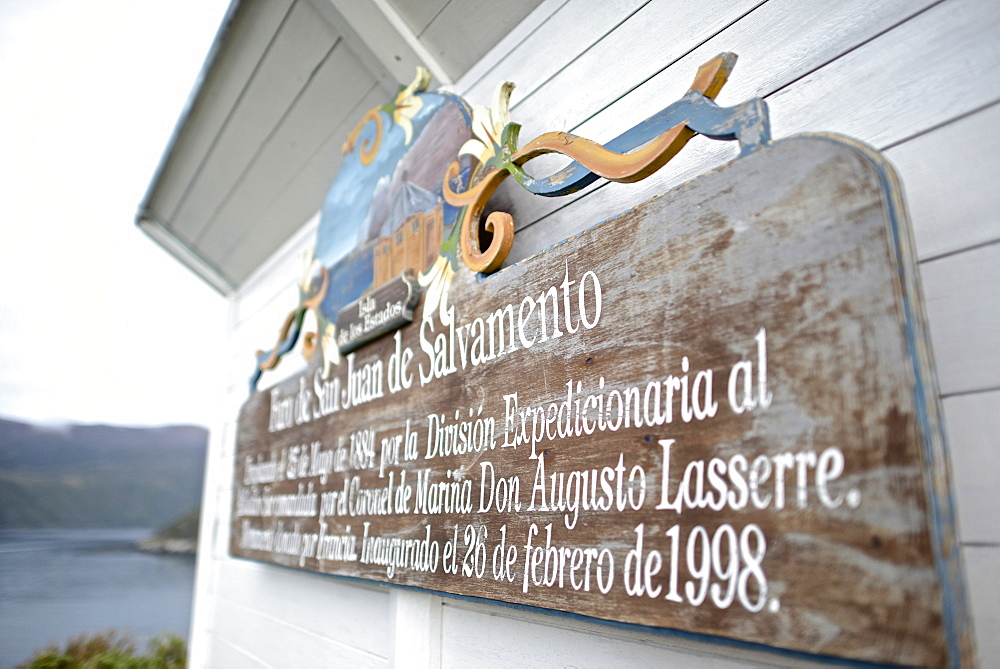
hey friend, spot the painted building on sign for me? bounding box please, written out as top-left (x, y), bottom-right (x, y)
top-left (137, 0), bottom-right (1000, 666)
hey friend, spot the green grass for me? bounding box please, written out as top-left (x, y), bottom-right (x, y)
top-left (19, 630), bottom-right (186, 668)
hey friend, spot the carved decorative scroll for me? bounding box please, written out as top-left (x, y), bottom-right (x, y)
top-left (444, 53), bottom-right (775, 273)
top-left (250, 265), bottom-right (328, 391)
top-left (342, 108), bottom-right (383, 166)
top-left (342, 68), bottom-right (432, 164)
top-left (252, 56), bottom-right (776, 388)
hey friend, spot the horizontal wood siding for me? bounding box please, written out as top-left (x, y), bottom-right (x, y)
top-left (195, 0), bottom-right (999, 665)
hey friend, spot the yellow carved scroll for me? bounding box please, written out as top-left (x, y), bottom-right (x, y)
top-left (255, 267), bottom-right (328, 371)
top-left (449, 53), bottom-right (736, 273)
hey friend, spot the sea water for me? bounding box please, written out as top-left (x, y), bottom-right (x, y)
top-left (0, 527), bottom-right (195, 667)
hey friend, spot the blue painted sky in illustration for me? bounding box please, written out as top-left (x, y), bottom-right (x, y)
top-left (315, 92), bottom-right (450, 268)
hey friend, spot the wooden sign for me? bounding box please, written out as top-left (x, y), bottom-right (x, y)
top-left (336, 271), bottom-right (420, 354)
top-left (234, 59), bottom-right (968, 666)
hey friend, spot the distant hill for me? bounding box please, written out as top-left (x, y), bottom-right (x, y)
top-left (138, 507), bottom-right (200, 555)
top-left (0, 417), bottom-right (207, 528)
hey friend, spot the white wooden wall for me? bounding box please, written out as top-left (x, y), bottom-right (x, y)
top-left (191, 0), bottom-right (1000, 665)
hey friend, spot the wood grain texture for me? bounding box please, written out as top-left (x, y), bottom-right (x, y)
top-left (195, 1), bottom-right (1000, 666)
top-left (230, 137), bottom-right (960, 665)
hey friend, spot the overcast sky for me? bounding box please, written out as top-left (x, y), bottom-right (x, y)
top-left (0, 0), bottom-right (233, 427)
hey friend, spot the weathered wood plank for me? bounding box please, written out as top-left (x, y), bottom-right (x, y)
top-left (230, 137), bottom-right (962, 665)
top-left (920, 242), bottom-right (1000, 395)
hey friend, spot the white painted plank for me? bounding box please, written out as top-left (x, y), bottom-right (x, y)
top-left (190, 422), bottom-right (229, 658)
top-left (506, 0), bottom-right (993, 264)
top-left (211, 476), bottom-right (235, 559)
top-left (920, 242), bottom-right (1000, 395)
top-left (213, 558), bottom-right (392, 657)
top-left (195, 41), bottom-right (374, 264)
top-left (500, 0), bottom-right (939, 246)
top-left (419, 0), bottom-right (544, 81)
top-left (508, 0), bottom-right (766, 142)
top-left (307, 0), bottom-right (399, 99)
top-left (453, 0), bottom-right (569, 95)
top-left (390, 590), bottom-right (442, 667)
top-left (885, 102), bottom-right (1000, 261)
top-left (178, 0), bottom-right (339, 244)
top-left (216, 86), bottom-right (389, 284)
top-left (225, 217), bottom-right (318, 394)
top-left (942, 390), bottom-right (1000, 544)
top-left (458, 0), bottom-right (648, 106)
top-left (204, 636), bottom-right (271, 669)
top-left (390, 0), bottom-right (449, 35)
top-left (963, 545), bottom-right (1000, 666)
top-left (226, 290), bottom-right (311, 392)
top-left (233, 214), bottom-right (319, 328)
top-left (199, 2), bottom-right (1000, 666)
top-left (326, 0), bottom-right (452, 85)
top-left (153, 0), bottom-right (296, 222)
top-left (212, 594), bottom-right (388, 668)
top-left (440, 600), bottom-right (811, 667)
top-left (767, 0), bottom-right (1000, 148)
